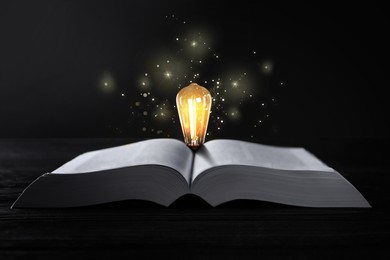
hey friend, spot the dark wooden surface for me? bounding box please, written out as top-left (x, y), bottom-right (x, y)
top-left (1, 138), bottom-right (390, 259)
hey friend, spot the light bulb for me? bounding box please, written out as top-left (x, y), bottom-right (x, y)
top-left (176, 83), bottom-right (212, 150)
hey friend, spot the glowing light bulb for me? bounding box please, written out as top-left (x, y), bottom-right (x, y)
top-left (176, 83), bottom-right (212, 150)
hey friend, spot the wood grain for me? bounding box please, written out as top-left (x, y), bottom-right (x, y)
top-left (1, 138), bottom-right (389, 259)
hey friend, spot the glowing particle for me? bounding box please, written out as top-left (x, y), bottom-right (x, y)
top-left (151, 98), bottom-right (155, 101)
top-left (104, 82), bottom-right (108, 86)
top-left (142, 127), bottom-right (147, 132)
top-left (135, 102), bottom-right (140, 106)
top-left (164, 72), bottom-right (172, 78)
top-left (232, 81), bottom-right (238, 87)
top-left (143, 111), bottom-right (148, 116)
top-left (121, 93), bottom-right (125, 97)
top-left (143, 93), bottom-right (148, 97)
top-left (176, 38), bottom-right (179, 41)
top-left (191, 41), bottom-right (197, 47)
top-left (262, 61), bottom-right (273, 74)
top-left (156, 64), bottom-right (160, 68)
top-left (166, 60), bottom-right (170, 63)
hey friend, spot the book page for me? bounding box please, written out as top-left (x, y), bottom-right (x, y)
top-left (52, 139), bottom-right (194, 183)
top-left (192, 139), bottom-right (334, 181)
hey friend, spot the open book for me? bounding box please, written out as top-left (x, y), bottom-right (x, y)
top-left (12, 139), bottom-right (370, 208)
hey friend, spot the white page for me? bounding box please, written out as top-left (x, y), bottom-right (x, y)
top-left (192, 139), bottom-right (334, 181)
top-left (53, 139), bottom-right (194, 183)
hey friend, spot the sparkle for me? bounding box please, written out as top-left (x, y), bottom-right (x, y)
top-left (122, 24), bottom-right (281, 139)
top-left (104, 82), bottom-right (108, 86)
top-left (261, 61), bottom-right (273, 74)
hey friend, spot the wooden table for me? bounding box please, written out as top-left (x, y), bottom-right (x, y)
top-left (1, 138), bottom-right (389, 259)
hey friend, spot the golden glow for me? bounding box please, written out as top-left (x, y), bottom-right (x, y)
top-left (176, 83), bottom-right (212, 150)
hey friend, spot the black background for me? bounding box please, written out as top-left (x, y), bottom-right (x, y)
top-left (1, 2), bottom-right (390, 258)
top-left (1, 0), bottom-right (389, 141)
